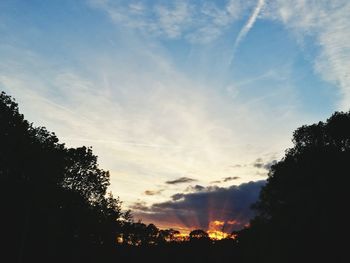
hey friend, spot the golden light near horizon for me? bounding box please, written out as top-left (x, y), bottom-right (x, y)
top-left (151, 219), bottom-right (241, 241)
top-left (207, 230), bottom-right (230, 240)
top-left (207, 220), bottom-right (238, 240)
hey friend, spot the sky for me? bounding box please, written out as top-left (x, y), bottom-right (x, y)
top-left (1, 0), bottom-right (349, 233)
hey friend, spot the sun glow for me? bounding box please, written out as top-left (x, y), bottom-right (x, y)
top-left (206, 220), bottom-right (236, 240)
top-left (153, 218), bottom-right (242, 242)
top-left (174, 230), bottom-right (231, 241)
top-left (207, 230), bottom-right (229, 240)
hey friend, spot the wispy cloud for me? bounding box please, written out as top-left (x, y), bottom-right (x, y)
top-left (166, 177), bottom-right (197, 185)
top-left (230, 0), bottom-right (265, 64)
top-left (252, 158), bottom-right (264, 168)
top-left (210, 180), bottom-right (222, 184)
top-left (154, 1), bottom-right (191, 39)
top-left (129, 201), bottom-right (150, 211)
top-left (252, 156), bottom-right (277, 170)
top-left (144, 189), bottom-right (164, 196)
top-left (185, 185), bottom-right (205, 192)
top-left (265, 0), bottom-right (350, 109)
top-left (88, 0), bottom-right (248, 43)
top-left (223, 176), bottom-right (240, 182)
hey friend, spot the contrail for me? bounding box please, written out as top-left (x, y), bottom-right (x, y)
top-left (229, 0), bottom-right (265, 65)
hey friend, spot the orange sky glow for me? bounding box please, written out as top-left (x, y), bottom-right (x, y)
top-left (152, 219), bottom-right (241, 240)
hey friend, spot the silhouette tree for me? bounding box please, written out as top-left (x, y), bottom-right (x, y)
top-left (238, 111), bottom-right (350, 262)
top-left (0, 92), bottom-right (127, 262)
top-left (144, 223), bottom-right (159, 245)
top-left (189, 229), bottom-right (209, 241)
top-left (63, 146), bottom-right (110, 202)
top-left (158, 229), bottom-right (180, 243)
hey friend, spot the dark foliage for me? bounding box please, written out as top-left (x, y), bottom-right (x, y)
top-left (189, 229), bottom-right (209, 241)
top-left (0, 92), bottom-right (128, 263)
top-left (237, 111), bottom-right (350, 262)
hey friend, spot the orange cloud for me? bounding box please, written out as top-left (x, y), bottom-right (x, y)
top-left (211, 220), bottom-right (225, 226)
top-left (227, 220), bottom-right (238, 225)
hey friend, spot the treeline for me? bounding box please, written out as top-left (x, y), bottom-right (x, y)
top-left (0, 91), bottom-right (131, 262)
top-left (1, 91), bottom-right (348, 262)
top-left (236, 109), bottom-right (349, 262)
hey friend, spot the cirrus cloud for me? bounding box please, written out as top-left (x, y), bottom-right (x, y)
top-left (264, 0), bottom-right (350, 109)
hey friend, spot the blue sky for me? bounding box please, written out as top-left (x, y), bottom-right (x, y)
top-left (1, 0), bottom-right (349, 229)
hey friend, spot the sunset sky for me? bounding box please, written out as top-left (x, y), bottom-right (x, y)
top-left (1, 0), bottom-right (349, 232)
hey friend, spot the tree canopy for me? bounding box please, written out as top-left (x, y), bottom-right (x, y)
top-left (189, 229), bottom-right (210, 241)
top-left (0, 92), bottom-right (127, 262)
top-left (239, 111), bottom-right (350, 262)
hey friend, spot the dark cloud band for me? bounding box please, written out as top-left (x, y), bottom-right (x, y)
top-left (133, 180), bottom-right (266, 233)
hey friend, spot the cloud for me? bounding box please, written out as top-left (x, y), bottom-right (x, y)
top-left (154, 1), bottom-right (192, 39)
top-left (128, 2), bottom-right (144, 15)
top-left (129, 201), bottom-right (150, 211)
top-left (253, 158), bottom-right (277, 170)
top-left (171, 193), bottom-right (184, 201)
top-left (133, 180), bottom-right (266, 232)
top-left (264, 0), bottom-right (350, 109)
top-left (253, 158), bottom-right (264, 168)
top-left (230, 0), bottom-right (265, 64)
top-left (185, 185), bottom-right (206, 192)
top-left (210, 180), bottom-right (222, 184)
top-left (223, 176), bottom-right (240, 182)
top-left (88, 0), bottom-right (249, 43)
top-left (166, 177), bottom-right (197, 185)
top-left (144, 189), bottom-right (164, 196)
